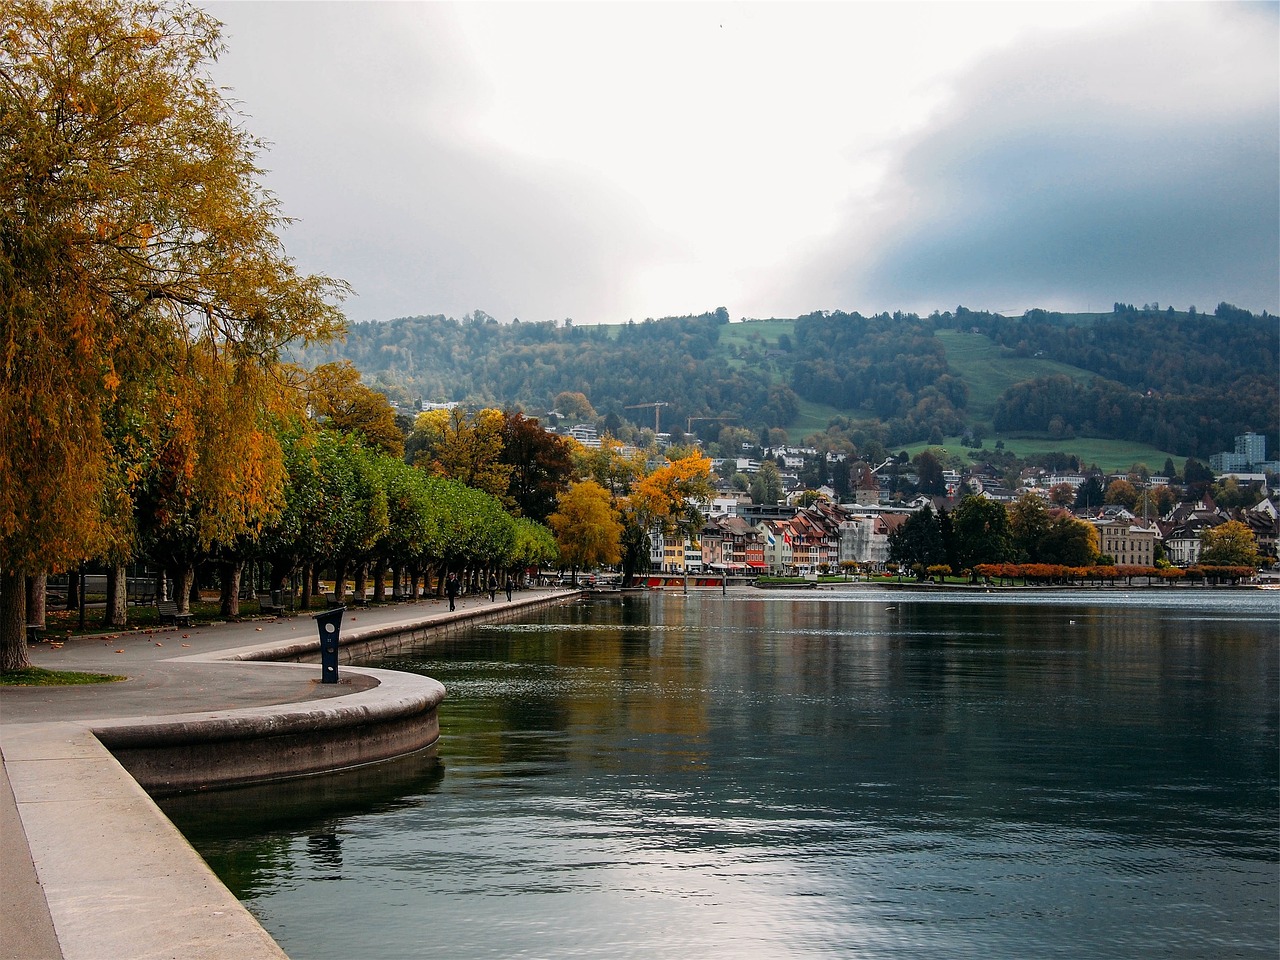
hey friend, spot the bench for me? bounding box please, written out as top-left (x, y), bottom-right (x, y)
top-left (26, 624), bottom-right (43, 644)
top-left (256, 591), bottom-right (283, 615)
top-left (156, 600), bottom-right (192, 627)
top-left (324, 593), bottom-right (345, 609)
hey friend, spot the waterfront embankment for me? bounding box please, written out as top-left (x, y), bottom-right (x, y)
top-left (0, 587), bottom-right (577, 960)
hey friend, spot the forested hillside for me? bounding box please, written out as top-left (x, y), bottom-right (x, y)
top-left (294, 303), bottom-right (1278, 460)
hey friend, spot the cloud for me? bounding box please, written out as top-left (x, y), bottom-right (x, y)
top-left (208, 1), bottom-right (665, 323)
top-left (779, 2), bottom-right (1280, 316)
top-left (207, 2), bottom-right (1279, 324)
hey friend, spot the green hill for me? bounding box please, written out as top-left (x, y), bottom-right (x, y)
top-left (296, 304), bottom-right (1277, 466)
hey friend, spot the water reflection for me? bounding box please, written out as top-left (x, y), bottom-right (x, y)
top-left (170, 591), bottom-right (1278, 960)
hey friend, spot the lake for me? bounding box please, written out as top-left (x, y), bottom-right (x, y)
top-left (163, 588), bottom-right (1279, 959)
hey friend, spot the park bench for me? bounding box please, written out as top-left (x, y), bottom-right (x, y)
top-left (256, 591), bottom-right (283, 615)
top-left (26, 624), bottom-right (43, 644)
top-left (156, 600), bottom-right (192, 627)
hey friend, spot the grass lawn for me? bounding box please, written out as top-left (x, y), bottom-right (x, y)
top-left (899, 434), bottom-right (1182, 474)
top-left (1, 666), bottom-right (126, 686)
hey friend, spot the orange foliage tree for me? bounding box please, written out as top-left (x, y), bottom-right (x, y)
top-left (0, 0), bottom-right (346, 670)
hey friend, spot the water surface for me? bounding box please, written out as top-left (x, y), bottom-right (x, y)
top-left (164, 589), bottom-right (1279, 959)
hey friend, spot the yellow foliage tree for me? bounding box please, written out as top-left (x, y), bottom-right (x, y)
top-left (411, 407), bottom-right (511, 501)
top-left (307, 361), bottom-right (404, 457)
top-left (0, 0), bottom-right (346, 669)
top-left (548, 480), bottom-right (622, 572)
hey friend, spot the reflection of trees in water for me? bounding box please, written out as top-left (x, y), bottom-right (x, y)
top-left (307, 831), bottom-right (343, 878)
top-left (159, 747), bottom-right (443, 897)
top-left (368, 595), bottom-right (1276, 850)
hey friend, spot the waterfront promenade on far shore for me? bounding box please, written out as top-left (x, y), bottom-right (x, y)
top-left (1, 587), bottom-right (578, 960)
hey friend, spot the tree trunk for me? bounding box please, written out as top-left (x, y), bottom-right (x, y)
top-left (25, 573), bottom-right (47, 629)
top-left (373, 562), bottom-right (386, 602)
top-left (1, 571), bottom-right (30, 673)
top-left (175, 565), bottom-right (195, 616)
top-left (220, 560), bottom-right (241, 617)
top-left (391, 566), bottom-right (401, 599)
top-left (65, 570), bottom-right (80, 610)
top-left (105, 564), bottom-right (128, 628)
top-left (355, 563), bottom-right (368, 604)
top-left (333, 560), bottom-right (348, 602)
top-left (300, 564), bottom-right (313, 611)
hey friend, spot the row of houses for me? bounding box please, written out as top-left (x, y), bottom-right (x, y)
top-left (642, 496), bottom-right (1278, 577)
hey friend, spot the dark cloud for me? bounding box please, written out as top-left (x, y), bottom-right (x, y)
top-left (805, 5), bottom-right (1279, 315)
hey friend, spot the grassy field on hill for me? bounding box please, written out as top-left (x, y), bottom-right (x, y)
top-left (902, 435), bottom-right (1182, 474)
top-left (933, 329), bottom-right (1096, 423)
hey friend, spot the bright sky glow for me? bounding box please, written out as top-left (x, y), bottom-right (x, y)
top-left (205, 1), bottom-right (1279, 323)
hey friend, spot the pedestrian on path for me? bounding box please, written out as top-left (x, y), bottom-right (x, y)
top-left (487, 573), bottom-right (498, 602)
top-left (446, 573), bottom-right (459, 611)
top-left (505, 576), bottom-right (513, 602)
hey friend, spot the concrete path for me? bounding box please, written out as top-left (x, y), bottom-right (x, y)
top-left (0, 588), bottom-right (577, 960)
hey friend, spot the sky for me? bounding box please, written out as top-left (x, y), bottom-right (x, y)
top-left (203, 1), bottom-right (1279, 325)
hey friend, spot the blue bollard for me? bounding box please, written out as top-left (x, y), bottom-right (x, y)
top-left (313, 606), bottom-right (345, 683)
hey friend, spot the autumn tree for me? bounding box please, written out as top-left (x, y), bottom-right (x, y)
top-left (307, 361), bottom-right (404, 457)
top-left (1198, 520), bottom-right (1261, 568)
top-left (548, 480), bottom-right (621, 575)
top-left (411, 407), bottom-right (511, 501)
top-left (0, 0), bottom-right (345, 670)
top-left (1039, 513), bottom-right (1099, 567)
top-left (1048, 483), bottom-right (1076, 507)
top-left (1104, 478), bottom-right (1138, 511)
top-left (500, 410), bottom-right (574, 523)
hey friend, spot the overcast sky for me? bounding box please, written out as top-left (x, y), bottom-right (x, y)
top-left (204, 1), bottom-right (1279, 324)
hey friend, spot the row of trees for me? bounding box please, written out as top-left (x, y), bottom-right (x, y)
top-left (888, 494), bottom-right (1264, 579)
top-left (1, 0), bottom-right (353, 670)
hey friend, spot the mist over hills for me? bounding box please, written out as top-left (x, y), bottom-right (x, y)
top-left (296, 303), bottom-right (1278, 464)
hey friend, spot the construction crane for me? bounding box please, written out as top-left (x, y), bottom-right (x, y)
top-left (625, 401), bottom-right (668, 433)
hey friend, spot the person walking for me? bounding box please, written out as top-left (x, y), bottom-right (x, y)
top-left (504, 576), bottom-right (513, 602)
top-left (445, 573), bottom-right (459, 612)
top-left (487, 573), bottom-right (498, 602)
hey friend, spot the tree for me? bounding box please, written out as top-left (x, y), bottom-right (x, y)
top-left (1039, 514), bottom-right (1099, 566)
top-left (553, 391), bottom-right (596, 421)
top-left (1198, 520), bottom-right (1261, 568)
top-left (1008, 493), bottom-right (1051, 563)
top-left (499, 410), bottom-right (574, 524)
top-left (913, 450), bottom-right (945, 495)
top-left (411, 407), bottom-right (511, 501)
top-left (629, 452), bottom-right (713, 540)
top-left (951, 495), bottom-right (1011, 570)
top-left (750, 461), bottom-right (783, 505)
top-left (1048, 483), bottom-right (1076, 508)
top-left (549, 480), bottom-right (622, 573)
top-left (306, 362), bottom-right (404, 457)
top-left (1074, 476), bottom-right (1105, 510)
top-left (1, 0), bottom-right (345, 670)
top-left (888, 506), bottom-right (946, 578)
top-left (1104, 478), bottom-right (1139, 511)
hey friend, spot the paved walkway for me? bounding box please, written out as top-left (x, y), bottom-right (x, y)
top-left (0, 588), bottom-right (576, 960)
